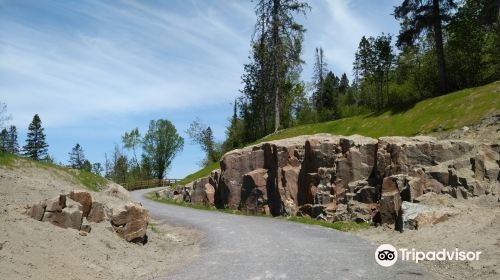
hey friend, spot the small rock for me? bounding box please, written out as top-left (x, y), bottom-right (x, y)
top-left (79, 231), bottom-right (87, 236)
top-left (81, 220), bottom-right (92, 233)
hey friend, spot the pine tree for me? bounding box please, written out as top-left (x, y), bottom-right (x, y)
top-left (23, 114), bottom-right (49, 160)
top-left (339, 73), bottom-right (350, 94)
top-left (394, 0), bottom-right (457, 94)
top-left (7, 125), bottom-right (19, 154)
top-left (312, 47), bottom-right (328, 110)
top-left (68, 143), bottom-right (86, 169)
top-left (242, 0), bottom-right (309, 135)
top-left (0, 128), bottom-right (8, 152)
top-left (353, 35), bottom-right (394, 110)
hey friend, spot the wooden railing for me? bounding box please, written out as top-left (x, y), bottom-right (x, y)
top-left (121, 179), bottom-right (182, 190)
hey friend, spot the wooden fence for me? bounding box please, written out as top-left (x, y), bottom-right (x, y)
top-left (121, 178), bottom-right (182, 191)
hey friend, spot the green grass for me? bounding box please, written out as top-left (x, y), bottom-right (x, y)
top-left (0, 152), bottom-right (15, 166)
top-left (260, 82), bottom-right (499, 142)
top-left (148, 223), bottom-right (161, 234)
top-left (0, 152), bottom-right (108, 192)
top-left (286, 216), bottom-right (371, 232)
top-left (146, 191), bottom-right (369, 231)
top-left (177, 161), bottom-right (220, 186)
top-left (179, 82), bottom-right (500, 184)
top-left (69, 169), bottom-right (107, 192)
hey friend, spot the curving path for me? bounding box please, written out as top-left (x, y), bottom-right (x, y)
top-left (131, 188), bottom-right (430, 280)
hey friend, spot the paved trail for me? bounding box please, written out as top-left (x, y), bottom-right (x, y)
top-left (132, 189), bottom-right (430, 280)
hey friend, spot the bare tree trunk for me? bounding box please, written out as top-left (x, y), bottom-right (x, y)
top-left (274, 85), bottom-right (280, 133)
top-left (432, 0), bottom-right (447, 94)
top-left (272, 0), bottom-right (281, 133)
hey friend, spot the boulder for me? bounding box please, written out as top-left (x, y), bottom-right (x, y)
top-left (27, 201), bottom-right (46, 221)
top-left (108, 202), bottom-right (149, 243)
top-left (402, 201), bottom-right (456, 230)
top-left (379, 191), bottom-right (403, 231)
top-left (473, 144), bottom-right (500, 182)
top-left (191, 177), bottom-right (216, 207)
top-left (42, 198), bottom-right (83, 230)
top-left (68, 190), bottom-right (92, 217)
top-left (87, 201), bottom-right (106, 223)
top-left (173, 194), bottom-right (184, 203)
top-left (104, 184), bottom-right (130, 200)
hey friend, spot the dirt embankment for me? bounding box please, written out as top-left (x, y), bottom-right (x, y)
top-left (354, 195), bottom-right (500, 280)
top-left (0, 162), bottom-right (201, 280)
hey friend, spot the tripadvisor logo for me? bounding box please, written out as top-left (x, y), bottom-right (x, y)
top-left (375, 244), bottom-right (482, 267)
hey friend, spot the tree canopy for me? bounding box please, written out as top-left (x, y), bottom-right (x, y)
top-left (142, 119), bottom-right (184, 180)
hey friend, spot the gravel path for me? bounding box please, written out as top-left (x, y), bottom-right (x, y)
top-left (132, 188), bottom-right (430, 280)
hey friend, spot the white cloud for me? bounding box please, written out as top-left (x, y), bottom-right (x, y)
top-left (0, 1), bottom-right (253, 128)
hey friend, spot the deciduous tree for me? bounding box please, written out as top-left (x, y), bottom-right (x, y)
top-left (142, 119), bottom-right (184, 180)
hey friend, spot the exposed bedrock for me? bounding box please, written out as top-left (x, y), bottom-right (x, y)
top-left (186, 134), bottom-right (500, 230)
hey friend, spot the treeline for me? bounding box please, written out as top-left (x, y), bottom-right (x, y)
top-left (218, 0), bottom-right (499, 155)
top-left (102, 120), bottom-right (184, 184)
top-left (0, 107), bottom-right (185, 185)
top-left (0, 114), bottom-right (51, 161)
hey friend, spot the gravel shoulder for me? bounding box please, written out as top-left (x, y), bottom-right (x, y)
top-left (0, 162), bottom-right (201, 280)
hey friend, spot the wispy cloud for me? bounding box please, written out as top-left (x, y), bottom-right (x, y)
top-left (304, 0), bottom-right (399, 77)
top-left (0, 0), bottom-right (253, 128)
top-left (0, 0), bottom-right (400, 177)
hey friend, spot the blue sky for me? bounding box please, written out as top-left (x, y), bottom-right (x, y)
top-left (0, 0), bottom-right (399, 178)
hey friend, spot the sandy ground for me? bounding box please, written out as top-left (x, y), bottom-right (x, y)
top-left (354, 195), bottom-right (500, 280)
top-left (0, 161), bottom-right (201, 280)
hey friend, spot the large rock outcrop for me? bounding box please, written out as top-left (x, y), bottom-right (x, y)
top-left (185, 134), bottom-right (500, 230)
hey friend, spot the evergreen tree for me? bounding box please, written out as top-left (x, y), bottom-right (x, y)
top-left (312, 47), bottom-right (328, 110)
top-left (0, 128), bottom-right (8, 152)
top-left (317, 71), bottom-right (338, 121)
top-left (240, 0), bottom-right (310, 138)
top-left (68, 143), bottom-right (86, 169)
top-left (339, 73), bottom-right (350, 94)
top-left (354, 34), bottom-right (394, 110)
top-left (7, 125), bottom-right (19, 154)
top-left (23, 114), bottom-right (49, 160)
top-left (394, 0), bottom-right (457, 94)
top-left (222, 100), bottom-right (246, 153)
top-left (81, 159), bottom-right (92, 172)
top-left (92, 162), bottom-right (104, 176)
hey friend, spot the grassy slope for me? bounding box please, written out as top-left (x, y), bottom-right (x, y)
top-left (180, 82), bottom-right (500, 184)
top-left (0, 152), bottom-right (108, 192)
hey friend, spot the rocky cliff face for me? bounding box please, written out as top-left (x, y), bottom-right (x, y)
top-left (188, 134), bottom-right (500, 230)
